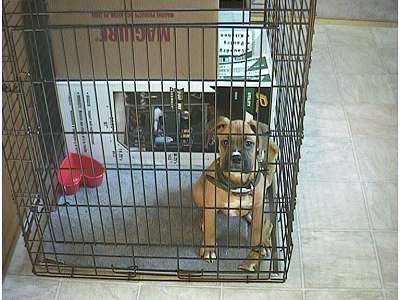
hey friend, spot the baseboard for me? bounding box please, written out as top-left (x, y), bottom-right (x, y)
top-left (315, 17), bottom-right (398, 27)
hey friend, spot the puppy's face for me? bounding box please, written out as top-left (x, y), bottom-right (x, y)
top-left (213, 117), bottom-right (259, 173)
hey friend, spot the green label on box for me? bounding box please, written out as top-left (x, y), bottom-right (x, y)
top-left (245, 88), bottom-right (254, 114)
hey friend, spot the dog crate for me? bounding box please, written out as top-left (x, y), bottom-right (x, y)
top-left (3, 0), bottom-right (316, 282)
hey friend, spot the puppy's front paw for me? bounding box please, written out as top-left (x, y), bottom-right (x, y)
top-left (243, 213), bottom-right (252, 224)
top-left (239, 249), bottom-right (260, 272)
top-left (259, 241), bottom-right (271, 256)
top-left (259, 246), bottom-right (268, 257)
top-left (199, 246), bottom-right (217, 263)
top-left (239, 244), bottom-right (270, 272)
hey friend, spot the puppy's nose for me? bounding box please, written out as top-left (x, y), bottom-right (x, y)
top-left (231, 151), bottom-right (242, 164)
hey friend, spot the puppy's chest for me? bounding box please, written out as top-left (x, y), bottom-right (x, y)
top-left (221, 194), bottom-right (254, 216)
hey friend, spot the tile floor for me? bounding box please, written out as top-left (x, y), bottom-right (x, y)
top-left (3, 22), bottom-right (398, 300)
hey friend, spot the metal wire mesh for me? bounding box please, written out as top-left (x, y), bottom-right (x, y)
top-left (3, 0), bottom-right (316, 282)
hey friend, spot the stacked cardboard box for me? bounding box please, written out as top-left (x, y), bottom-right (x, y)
top-left (50, 2), bottom-right (274, 167)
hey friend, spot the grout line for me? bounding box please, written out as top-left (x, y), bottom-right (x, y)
top-left (304, 288), bottom-right (389, 291)
top-left (299, 228), bottom-right (398, 233)
top-left (136, 282), bottom-right (142, 300)
top-left (296, 226), bottom-right (306, 300)
top-left (220, 286), bottom-right (388, 291)
top-left (304, 133), bottom-right (397, 139)
top-left (220, 282), bottom-right (223, 300)
top-left (323, 27), bottom-right (387, 298)
top-left (297, 178), bottom-right (397, 184)
top-left (141, 280), bottom-right (220, 288)
top-left (54, 279), bottom-right (62, 300)
top-left (294, 204), bottom-right (305, 294)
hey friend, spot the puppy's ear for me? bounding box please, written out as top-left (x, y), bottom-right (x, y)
top-left (268, 139), bottom-right (279, 161)
top-left (205, 116), bottom-right (230, 146)
top-left (248, 120), bottom-right (273, 162)
top-left (247, 119), bottom-right (270, 135)
top-left (215, 116), bottom-right (230, 133)
top-left (207, 116), bottom-right (230, 134)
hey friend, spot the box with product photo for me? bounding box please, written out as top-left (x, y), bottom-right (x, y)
top-left (57, 80), bottom-right (273, 167)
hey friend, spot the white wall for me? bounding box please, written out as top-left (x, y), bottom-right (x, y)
top-left (317, 0), bottom-right (397, 22)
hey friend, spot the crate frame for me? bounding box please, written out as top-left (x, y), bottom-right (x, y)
top-left (3, 0), bottom-right (316, 282)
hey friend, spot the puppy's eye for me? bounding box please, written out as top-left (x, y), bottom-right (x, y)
top-left (245, 140), bottom-right (254, 147)
top-left (222, 139), bottom-right (229, 146)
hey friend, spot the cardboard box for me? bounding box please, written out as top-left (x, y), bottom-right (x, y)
top-left (217, 11), bottom-right (272, 82)
top-left (48, 0), bottom-right (218, 80)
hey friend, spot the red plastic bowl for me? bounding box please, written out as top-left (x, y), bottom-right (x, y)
top-left (80, 155), bottom-right (105, 188)
top-left (57, 153), bottom-right (83, 195)
top-left (57, 153), bottom-right (105, 194)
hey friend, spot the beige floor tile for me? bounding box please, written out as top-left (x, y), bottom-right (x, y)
top-left (3, 275), bottom-right (60, 300)
top-left (305, 290), bottom-right (384, 300)
top-left (374, 231), bottom-right (398, 289)
top-left (353, 136), bottom-right (397, 181)
top-left (312, 26), bottom-right (329, 50)
top-left (372, 28), bottom-right (397, 79)
top-left (364, 182), bottom-right (397, 230)
top-left (378, 47), bottom-right (398, 74)
top-left (307, 44), bottom-right (342, 104)
top-left (337, 74), bottom-right (396, 104)
top-left (330, 45), bottom-right (386, 75)
top-left (58, 279), bottom-right (138, 300)
top-left (387, 74), bottom-right (398, 99)
top-left (222, 288), bottom-right (302, 300)
top-left (304, 104), bottom-right (350, 138)
top-left (297, 181), bottom-right (369, 230)
top-left (307, 71), bottom-right (342, 104)
top-left (325, 25), bottom-right (376, 48)
top-left (299, 137), bottom-right (359, 181)
top-left (139, 285), bottom-right (220, 300)
top-left (344, 103), bottom-right (397, 137)
top-left (7, 236), bottom-right (34, 276)
top-left (294, 209), bottom-right (300, 231)
top-left (371, 27), bottom-right (398, 49)
top-left (385, 289), bottom-right (398, 300)
top-left (301, 231), bottom-right (381, 288)
top-left (310, 42), bottom-right (336, 75)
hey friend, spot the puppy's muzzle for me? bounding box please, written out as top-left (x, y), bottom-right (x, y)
top-left (231, 150), bottom-right (242, 164)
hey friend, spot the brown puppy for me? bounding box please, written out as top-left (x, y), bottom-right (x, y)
top-left (193, 116), bottom-right (278, 271)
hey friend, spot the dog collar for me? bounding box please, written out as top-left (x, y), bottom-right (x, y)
top-left (205, 160), bottom-right (263, 195)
